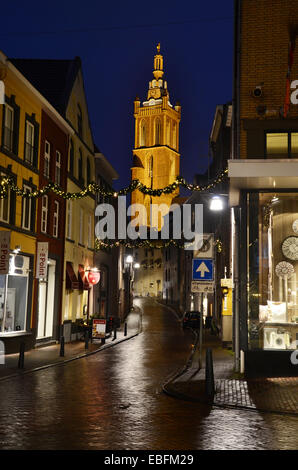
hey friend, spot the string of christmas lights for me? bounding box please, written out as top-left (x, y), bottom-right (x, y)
top-left (95, 237), bottom-right (223, 252)
top-left (0, 168), bottom-right (228, 200)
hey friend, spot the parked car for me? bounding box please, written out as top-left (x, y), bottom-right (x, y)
top-left (182, 311), bottom-right (202, 329)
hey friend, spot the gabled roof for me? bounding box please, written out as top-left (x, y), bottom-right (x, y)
top-left (9, 56), bottom-right (81, 117)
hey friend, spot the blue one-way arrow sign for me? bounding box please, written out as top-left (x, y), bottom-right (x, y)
top-left (192, 259), bottom-right (214, 281)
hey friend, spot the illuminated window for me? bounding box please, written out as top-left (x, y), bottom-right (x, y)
top-left (266, 132), bottom-right (298, 158)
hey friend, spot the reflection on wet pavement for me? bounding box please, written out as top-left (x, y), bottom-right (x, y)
top-left (0, 298), bottom-right (297, 450)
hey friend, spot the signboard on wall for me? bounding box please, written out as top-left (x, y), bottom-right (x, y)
top-left (0, 231), bottom-right (11, 275)
top-left (36, 242), bottom-right (48, 280)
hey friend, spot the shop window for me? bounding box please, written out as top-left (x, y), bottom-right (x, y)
top-left (44, 141), bottom-right (51, 178)
top-left (55, 150), bottom-right (61, 185)
top-left (41, 195), bottom-right (48, 234)
top-left (0, 255), bottom-right (30, 333)
top-left (247, 192), bottom-right (298, 351)
top-left (53, 201), bottom-right (59, 238)
top-left (266, 132), bottom-right (298, 158)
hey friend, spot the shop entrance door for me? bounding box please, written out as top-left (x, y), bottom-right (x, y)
top-left (37, 259), bottom-right (56, 339)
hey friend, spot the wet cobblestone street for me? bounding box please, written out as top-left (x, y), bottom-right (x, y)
top-left (0, 298), bottom-right (297, 450)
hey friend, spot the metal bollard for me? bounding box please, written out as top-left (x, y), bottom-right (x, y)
top-left (85, 330), bottom-right (89, 350)
top-left (124, 322), bottom-right (127, 337)
top-left (60, 336), bottom-right (65, 357)
top-left (101, 337), bottom-right (105, 345)
top-left (18, 341), bottom-right (25, 369)
top-left (113, 327), bottom-right (117, 341)
top-left (205, 348), bottom-right (215, 400)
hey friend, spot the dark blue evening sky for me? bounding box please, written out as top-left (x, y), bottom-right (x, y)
top-left (0, 0), bottom-right (234, 190)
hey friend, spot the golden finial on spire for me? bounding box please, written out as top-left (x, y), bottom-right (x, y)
top-left (157, 43), bottom-right (161, 54)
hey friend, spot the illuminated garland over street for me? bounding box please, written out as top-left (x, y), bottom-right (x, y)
top-left (0, 168), bottom-right (228, 200)
top-left (95, 237), bottom-right (223, 253)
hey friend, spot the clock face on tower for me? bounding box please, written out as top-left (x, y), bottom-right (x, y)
top-left (281, 236), bottom-right (298, 260)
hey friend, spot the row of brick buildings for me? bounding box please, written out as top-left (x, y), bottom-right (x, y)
top-left (0, 52), bottom-right (130, 353)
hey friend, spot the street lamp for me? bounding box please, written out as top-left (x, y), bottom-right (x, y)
top-left (210, 195), bottom-right (224, 211)
top-left (126, 255), bottom-right (133, 264)
top-left (134, 262), bottom-right (140, 269)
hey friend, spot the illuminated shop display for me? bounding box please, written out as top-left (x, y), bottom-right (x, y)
top-left (248, 193), bottom-right (298, 350)
top-left (0, 254), bottom-right (30, 333)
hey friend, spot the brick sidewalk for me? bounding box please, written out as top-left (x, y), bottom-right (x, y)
top-left (164, 330), bottom-right (298, 415)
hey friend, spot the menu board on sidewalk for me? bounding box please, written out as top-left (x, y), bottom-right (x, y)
top-left (92, 319), bottom-right (106, 339)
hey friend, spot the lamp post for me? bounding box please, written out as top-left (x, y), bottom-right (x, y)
top-left (85, 267), bottom-right (100, 322)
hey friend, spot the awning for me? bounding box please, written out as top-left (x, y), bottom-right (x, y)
top-left (66, 262), bottom-right (79, 290)
top-left (78, 265), bottom-right (90, 290)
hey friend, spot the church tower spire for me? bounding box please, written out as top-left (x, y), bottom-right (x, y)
top-left (131, 44), bottom-right (181, 230)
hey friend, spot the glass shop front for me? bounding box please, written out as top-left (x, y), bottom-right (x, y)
top-left (247, 192), bottom-right (298, 351)
top-left (0, 254), bottom-right (30, 334)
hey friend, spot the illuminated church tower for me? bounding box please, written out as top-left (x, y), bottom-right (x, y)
top-left (131, 43), bottom-right (181, 229)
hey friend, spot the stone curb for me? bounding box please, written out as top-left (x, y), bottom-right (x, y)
top-left (0, 310), bottom-right (142, 383)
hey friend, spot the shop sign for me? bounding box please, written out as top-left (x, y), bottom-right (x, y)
top-left (92, 319), bottom-right (106, 339)
top-left (220, 278), bottom-right (234, 289)
top-left (0, 231), bottom-right (11, 275)
top-left (36, 242), bottom-right (48, 280)
top-left (191, 281), bottom-right (214, 293)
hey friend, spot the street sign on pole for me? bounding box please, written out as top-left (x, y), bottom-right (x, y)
top-left (192, 259), bottom-right (214, 281)
top-left (191, 281), bottom-right (214, 293)
top-left (193, 233), bottom-right (214, 259)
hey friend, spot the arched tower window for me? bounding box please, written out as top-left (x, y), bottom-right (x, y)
top-left (172, 123), bottom-right (177, 149)
top-left (166, 119), bottom-right (171, 146)
top-left (139, 120), bottom-right (146, 147)
top-left (155, 119), bottom-right (161, 145)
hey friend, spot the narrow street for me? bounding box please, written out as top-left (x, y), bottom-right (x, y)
top-left (0, 298), bottom-right (297, 450)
